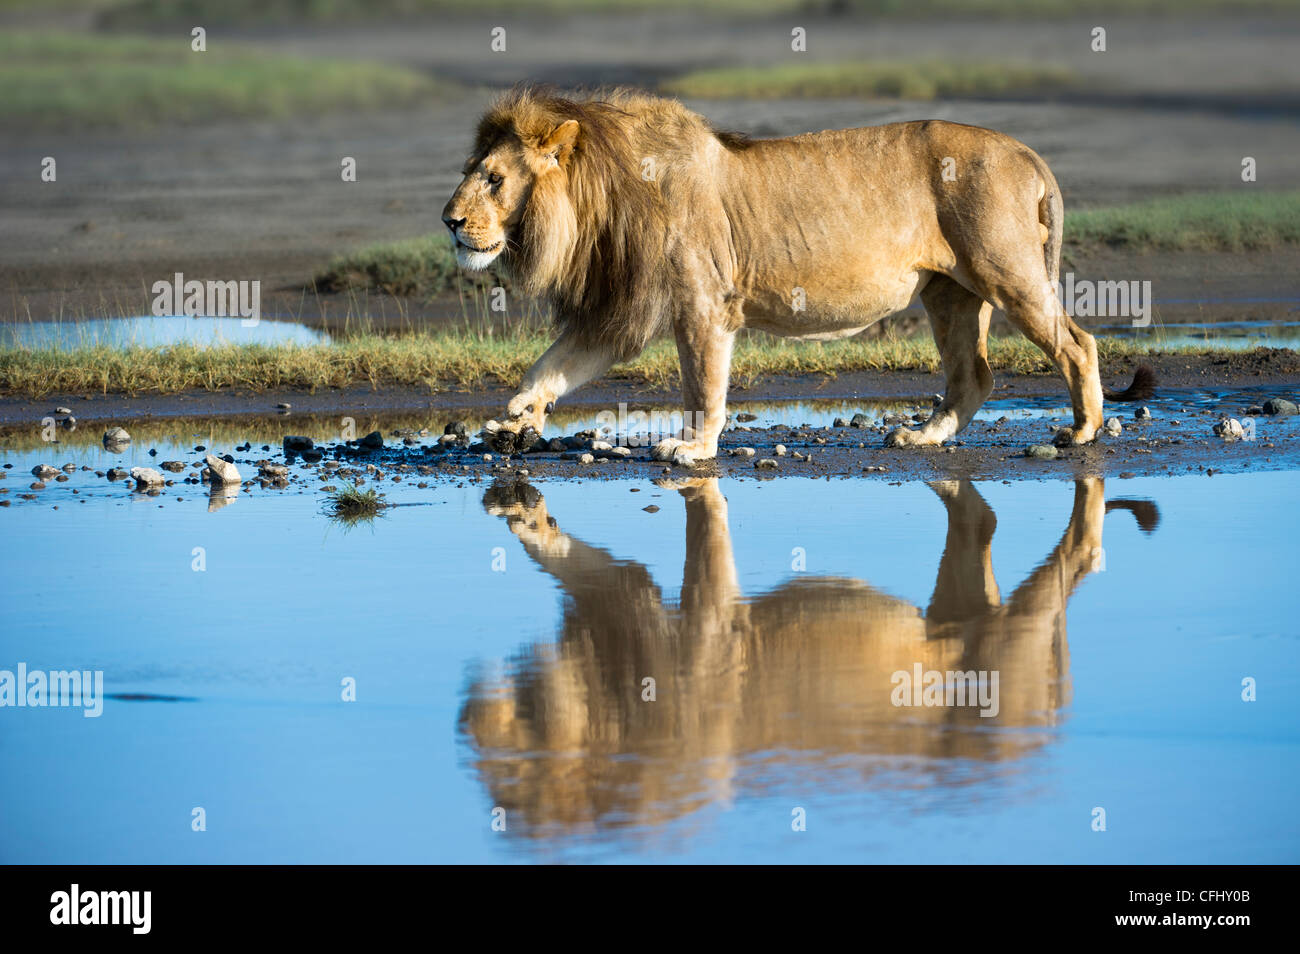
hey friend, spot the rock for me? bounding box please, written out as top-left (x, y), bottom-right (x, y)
top-left (62, 463), bottom-right (76, 473)
top-left (129, 467), bottom-right (165, 488)
top-left (1025, 444), bottom-right (1059, 459)
top-left (444, 421), bottom-right (469, 438)
top-left (1134, 407), bottom-right (1152, 421)
top-left (259, 463), bottom-right (289, 478)
top-left (359, 431), bottom-right (384, 450)
top-left (204, 454), bottom-right (241, 485)
top-left (55, 406), bottom-right (72, 415)
top-left (578, 453), bottom-right (595, 465)
top-left (600, 446), bottom-right (632, 458)
top-left (29, 482), bottom-right (46, 491)
top-left (755, 458), bottom-right (779, 470)
top-left (850, 413), bottom-right (871, 428)
top-left (730, 447), bottom-right (756, 458)
top-left (60, 417), bottom-right (76, 430)
top-left (102, 426), bottom-right (130, 448)
top-left (31, 465), bottom-right (59, 479)
top-left (1263, 397), bottom-right (1298, 416)
top-left (301, 449), bottom-right (323, 463)
top-left (283, 435), bottom-right (313, 453)
top-left (774, 444), bottom-right (788, 456)
top-left (643, 504), bottom-right (660, 513)
top-left (1212, 418), bottom-right (1244, 442)
top-left (736, 412), bottom-right (758, 423)
top-left (106, 467), bottom-right (130, 481)
top-left (590, 440), bottom-right (613, 452)
top-left (546, 437), bottom-right (566, 452)
top-left (160, 461), bottom-right (185, 473)
top-left (1104, 417), bottom-right (1123, 437)
top-left (833, 417), bottom-right (849, 428)
top-left (276, 402), bottom-right (292, 410)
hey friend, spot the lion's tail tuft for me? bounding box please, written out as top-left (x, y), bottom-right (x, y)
top-left (1102, 364), bottom-right (1157, 402)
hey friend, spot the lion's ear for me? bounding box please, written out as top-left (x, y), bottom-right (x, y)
top-left (537, 119), bottom-right (579, 164)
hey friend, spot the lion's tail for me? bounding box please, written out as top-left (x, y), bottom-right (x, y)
top-left (1034, 156), bottom-right (1064, 288)
top-left (1102, 364), bottom-right (1158, 402)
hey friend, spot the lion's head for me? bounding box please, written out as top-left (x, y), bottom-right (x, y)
top-left (442, 87), bottom-right (687, 360)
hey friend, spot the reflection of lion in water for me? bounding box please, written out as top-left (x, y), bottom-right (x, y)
top-left (442, 87), bottom-right (1153, 464)
top-left (459, 478), bottom-right (1158, 834)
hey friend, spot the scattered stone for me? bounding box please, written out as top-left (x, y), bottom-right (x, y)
top-left (755, 458), bottom-right (779, 470)
top-left (55, 406), bottom-right (72, 415)
top-left (445, 421), bottom-right (469, 438)
top-left (1025, 444), bottom-right (1059, 460)
top-left (643, 504), bottom-right (660, 513)
top-left (301, 448), bottom-right (323, 463)
top-left (1263, 397), bottom-right (1298, 416)
top-left (106, 468), bottom-right (130, 481)
top-left (774, 444), bottom-right (788, 456)
top-left (160, 461), bottom-right (185, 473)
top-left (590, 440), bottom-right (613, 452)
top-left (204, 454), bottom-right (241, 485)
top-left (578, 453), bottom-right (595, 465)
top-left (1212, 418), bottom-right (1244, 442)
top-left (102, 426), bottom-right (130, 448)
top-left (276, 402), bottom-right (292, 410)
top-left (29, 482), bottom-right (46, 491)
top-left (1134, 407), bottom-right (1151, 421)
top-left (283, 435), bottom-right (313, 454)
top-left (31, 465), bottom-right (58, 480)
top-left (850, 413), bottom-right (870, 428)
top-left (833, 417), bottom-right (849, 428)
top-left (735, 412), bottom-right (758, 423)
top-left (259, 463), bottom-right (289, 478)
top-left (359, 431), bottom-right (384, 450)
top-left (1104, 417), bottom-right (1123, 437)
top-left (730, 447), bottom-right (756, 458)
top-left (129, 467), bottom-right (166, 488)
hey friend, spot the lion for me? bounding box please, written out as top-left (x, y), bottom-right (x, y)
top-left (442, 87), bottom-right (1154, 464)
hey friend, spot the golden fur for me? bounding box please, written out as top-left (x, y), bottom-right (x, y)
top-left (442, 87), bottom-right (1153, 461)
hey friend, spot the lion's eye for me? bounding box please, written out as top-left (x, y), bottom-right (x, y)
top-left (487, 172), bottom-right (503, 186)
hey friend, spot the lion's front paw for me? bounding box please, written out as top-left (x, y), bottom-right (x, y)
top-left (651, 438), bottom-right (715, 467)
top-left (1051, 425), bottom-right (1097, 447)
top-left (482, 418), bottom-right (541, 455)
top-left (884, 426), bottom-right (938, 448)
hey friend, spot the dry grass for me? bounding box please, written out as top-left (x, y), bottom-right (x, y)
top-left (0, 327), bottom-right (1233, 398)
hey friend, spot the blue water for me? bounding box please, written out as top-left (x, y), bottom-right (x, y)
top-left (0, 316), bottom-right (329, 350)
top-left (0, 435), bottom-right (1296, 862)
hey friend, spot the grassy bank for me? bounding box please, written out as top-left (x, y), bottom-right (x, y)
top-left (1067, 191), bottom-right (1300, 252)
top-left (0, 330), bottom-right (1254, 398)
top-left (664, 61), bottom-right (1074, 101)
top-left (0, 32), bottom-right (449, 128)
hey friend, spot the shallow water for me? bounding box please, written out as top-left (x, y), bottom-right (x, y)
top-left (0, 316), bottom-right (330, 350)
top-left (0, 412), bottom-right (1297, 863)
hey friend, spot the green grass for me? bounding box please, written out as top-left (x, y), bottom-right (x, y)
top-left (0, 31), bottom-right (450, 128)
top-left (1065, 191), bottom-right (1300, 252)
top-left (664, 61), bottom-right (1075, 101)
top-left (322, 481), bottom-right (387, 526)
top-left (0, 328), bottom-right (1255, 399)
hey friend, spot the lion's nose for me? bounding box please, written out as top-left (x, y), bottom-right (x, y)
top-left (442, 214), bottom-right (466, 234)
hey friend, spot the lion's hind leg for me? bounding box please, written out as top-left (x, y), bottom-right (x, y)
top-left (885, 276), bottom-right (994, 448)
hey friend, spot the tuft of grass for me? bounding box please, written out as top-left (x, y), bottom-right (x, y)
top-left (0, 328), bottom-right (1271, 398)
top-left (323, 481), bottom-right (386, 523)
top-left (1064, 191), bottom-right (1300, 253)
top-left (663, 61), bottom-right (1075, 101)
top-left (0, 31), bottom-right (451, 129)
top-left (314, 235), bottom-right (509, 299)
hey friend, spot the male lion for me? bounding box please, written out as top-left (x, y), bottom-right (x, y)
top-left (442, 88), bottom-right (1154, 464)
